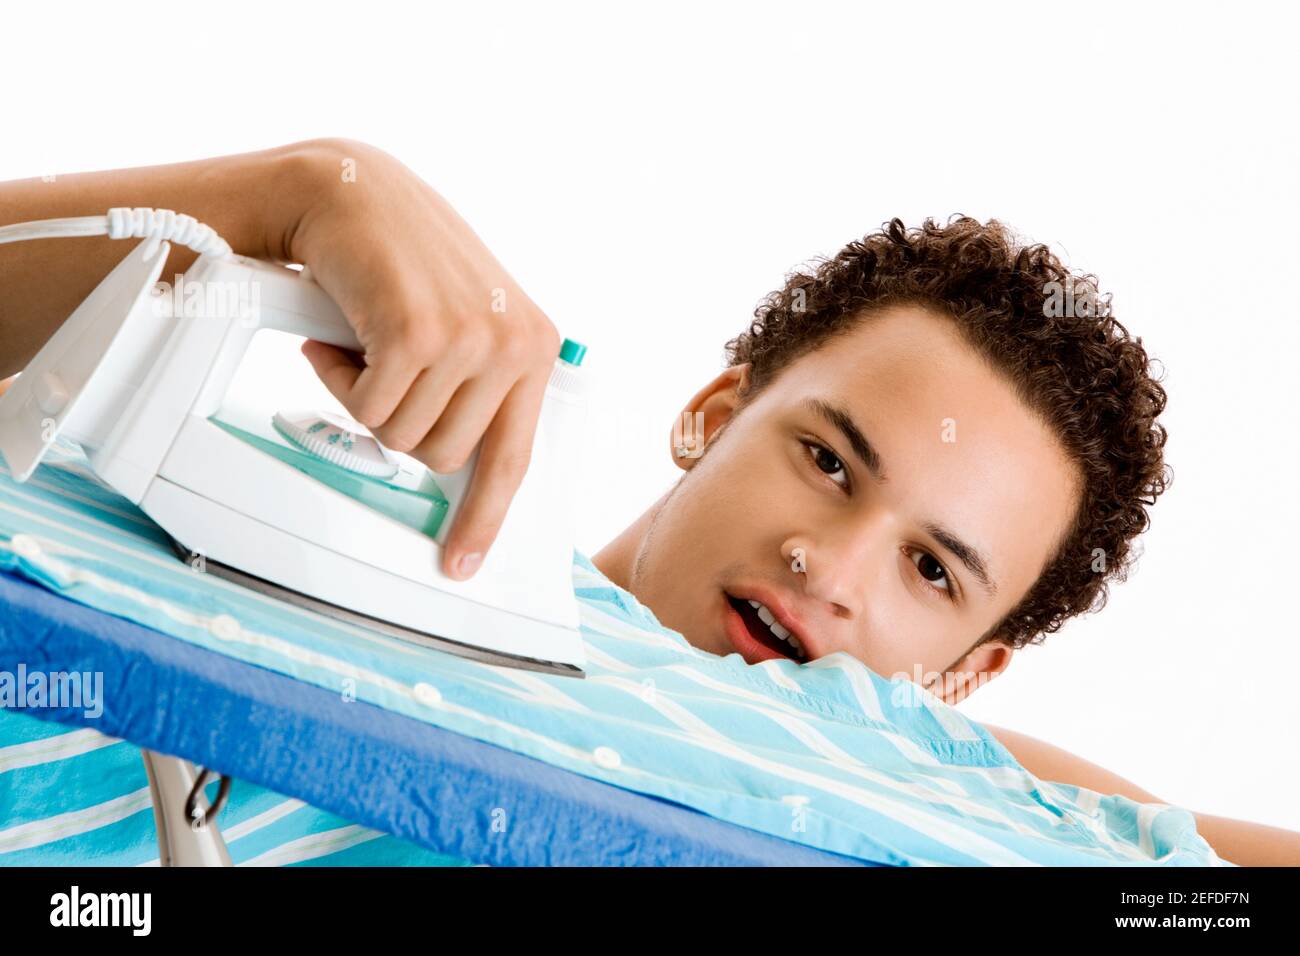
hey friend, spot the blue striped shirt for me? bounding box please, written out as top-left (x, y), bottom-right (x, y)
top-left (0, 442), bottom-right (1229, 866)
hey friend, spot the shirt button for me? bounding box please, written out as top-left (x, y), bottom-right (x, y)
top-left (593, 746), bottom-right (621, 769)
top-left (414, 682), bottom-right (442, 707)
top-left (210, 614), bottom-right (241, 640)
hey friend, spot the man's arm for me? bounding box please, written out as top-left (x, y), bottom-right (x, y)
top-left (0, 142), bottom-right (319, 379)
top-left (981, 722), bottom-right (1300, 866)
top-left (1, 139), bottom-right (565, 581)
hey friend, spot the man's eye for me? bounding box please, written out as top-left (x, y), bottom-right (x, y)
top-left (910, 549), bottom-right (953, 597)
top-left (801, 440), bottom-right (848, 489)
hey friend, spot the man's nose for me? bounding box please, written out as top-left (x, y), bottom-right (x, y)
top-left (796, 516), bottom-right (894, 619)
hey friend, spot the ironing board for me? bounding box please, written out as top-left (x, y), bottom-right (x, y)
top-left (0, 568), bottom-right (867, 866)
top-left (0, 441), bottom-right (1230, 867)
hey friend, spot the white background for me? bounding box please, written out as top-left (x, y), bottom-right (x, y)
top-left (3, 1), bottom-right (1296, 831)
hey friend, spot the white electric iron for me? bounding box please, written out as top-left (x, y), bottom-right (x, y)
top-left (0, 209), bottom-right (589, 677)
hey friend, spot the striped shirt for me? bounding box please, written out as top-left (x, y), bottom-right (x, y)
top-left (0, 441), bottom-right (1229, 866)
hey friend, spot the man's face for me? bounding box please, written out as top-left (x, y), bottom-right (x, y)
top-left (600, 304), bottom-right (1081, 703)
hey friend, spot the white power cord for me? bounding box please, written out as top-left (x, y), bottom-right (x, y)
top-left (0, 207), bottom-right (232, 260)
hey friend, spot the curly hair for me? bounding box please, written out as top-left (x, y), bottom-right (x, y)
top-left (723, 215), bottom-right (1172, 651)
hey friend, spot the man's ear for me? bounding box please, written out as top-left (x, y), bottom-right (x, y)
top-left (928, 639), bottom-right (1014, 707)
top-left (668, 363), bottom-right (751, 470)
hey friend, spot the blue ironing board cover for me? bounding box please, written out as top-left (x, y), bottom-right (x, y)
top-left (0, 442), bottom-right (1229, 866)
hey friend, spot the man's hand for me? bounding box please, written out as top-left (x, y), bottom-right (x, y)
top-left (0, 137), bottom-right (559, 581)
top-left (283, 139), bottom-right (562, 581)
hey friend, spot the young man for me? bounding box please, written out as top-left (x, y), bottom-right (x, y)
top-left (588, 216), bottom-right (1300, 864)
top-left (2, 140), bottom-right (1296, 864)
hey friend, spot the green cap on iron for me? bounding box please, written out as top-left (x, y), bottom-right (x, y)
top-left (559, 338), bottom-right (587, 367)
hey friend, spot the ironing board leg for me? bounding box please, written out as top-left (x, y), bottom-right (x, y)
top-left (141, 750), bottom-right (233, 866)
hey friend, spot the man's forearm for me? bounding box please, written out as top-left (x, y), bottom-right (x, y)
top-left (0, 141), bottom-right (325, 379)
top-left (1190, 811), bottom-right (1300, 867)
top-left (982, 722), bottom-right (1300, 865)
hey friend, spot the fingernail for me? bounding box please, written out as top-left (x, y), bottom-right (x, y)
top-left (456, 552), bottom-right (482, 578)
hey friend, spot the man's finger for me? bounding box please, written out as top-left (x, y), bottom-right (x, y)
top-left (346, 350), bottom-right (422, 430)
top-left (410, 373), bottom-right (508, 474)
top-left (301, 338), bottom-right (422, 432)
top-left (440, 371), bottom-right (548, 580)
top-left (372, 365), bottom-right (460, 454)
top-left (300, 340), bottom-right (364, 403)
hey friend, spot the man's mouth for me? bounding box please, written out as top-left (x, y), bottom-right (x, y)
top-left (722, 592), bottom-right (809, 664)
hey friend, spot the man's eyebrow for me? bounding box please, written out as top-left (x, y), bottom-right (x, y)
top-left (924, 523), bottom-right (998, 598)
top-left (803, 397), bottom-right (887, 481)
top-left (802, 395), bottom-right (998, 599)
